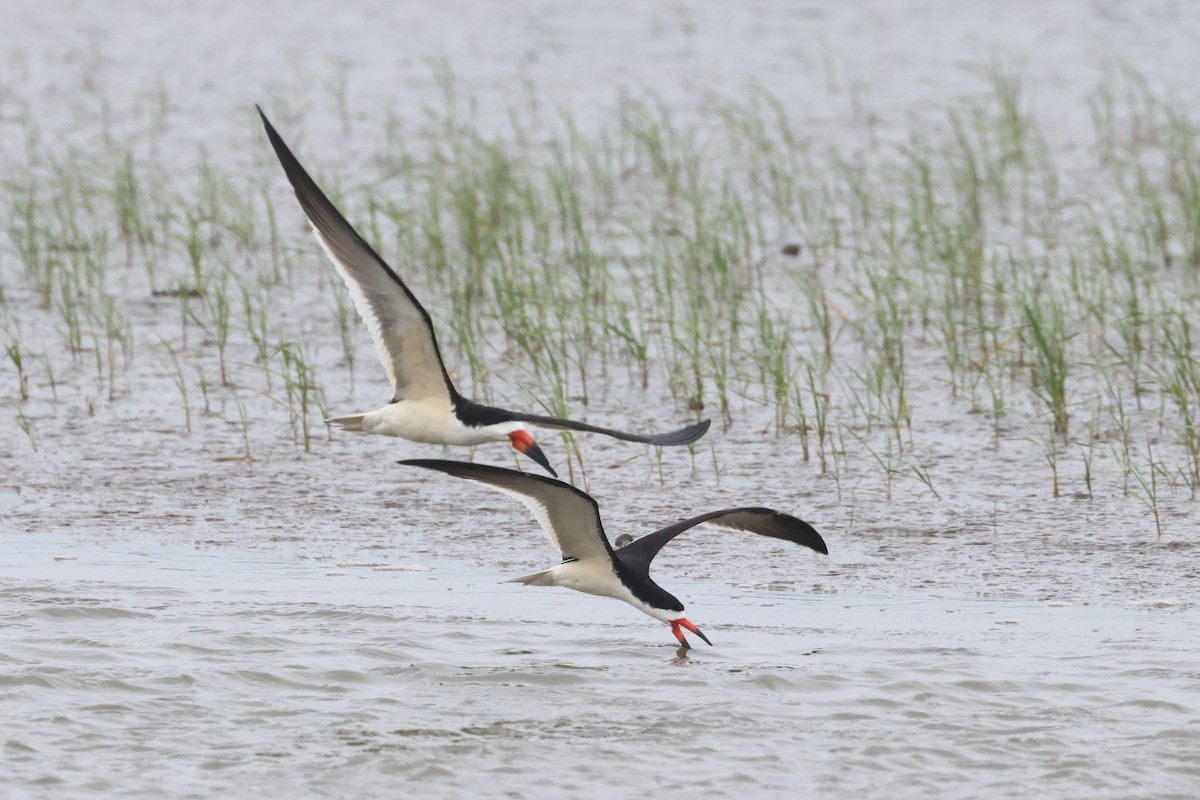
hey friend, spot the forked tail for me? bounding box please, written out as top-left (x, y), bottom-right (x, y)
top-left (326, 413), bottom-right (365, 432)
top-left (504, 568), bottom-right (557, 587)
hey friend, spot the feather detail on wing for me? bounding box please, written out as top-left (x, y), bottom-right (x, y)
top-left (399, 460), bottom-right (613, 563)
top-left (258, 107), bottom-right (454, 403)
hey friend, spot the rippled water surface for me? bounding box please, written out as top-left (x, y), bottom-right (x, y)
top-left (5, 1), bottom-right (1200, 798)
top-left (3, 533), bottom-right (1198, 799)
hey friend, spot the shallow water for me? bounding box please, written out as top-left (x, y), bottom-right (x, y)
top-left (5, 1), bottom-right (1200, 798)
top-left (3, 532), bottom-right (1198, 799)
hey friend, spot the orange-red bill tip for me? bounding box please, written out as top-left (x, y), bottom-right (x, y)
top-left (673, 618), bottom-right (712, 647)
top-left (508, 430), bottom-right (556, 477)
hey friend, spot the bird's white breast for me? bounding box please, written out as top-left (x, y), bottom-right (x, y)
top-left (550, 560), bottom-right (681, 623)
top-left (359, 399), bottom-right (518, 445)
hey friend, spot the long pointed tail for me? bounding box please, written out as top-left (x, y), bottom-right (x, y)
top-left (326, 414), bottom-right (365, 432)
top-left (504, 568), bottom-right (558, 586)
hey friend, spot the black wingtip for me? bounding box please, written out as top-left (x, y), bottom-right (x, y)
top-left (644, 418), bottom-right (712, 447)
top-left (398, 458), bottom-right (485, 482)
top-left (399, 458), bottom-right (475, 474)
top-left (255, 104), bottom-right (274, 133)
top-left (398, 458), bottom-right (561, 482)
top-left (256, 106), bottom-right (296, 174)
top-left (788, 513), bottom-right (828, 555)
top-left (777, 511), bottom-right (828, 555)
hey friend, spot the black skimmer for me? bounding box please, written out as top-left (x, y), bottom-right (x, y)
top-left (257, 108), bottom-right (710, 477)
top-left (400, 459), bottom-right (828, 647)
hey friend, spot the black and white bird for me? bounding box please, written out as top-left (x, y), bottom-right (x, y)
top-left (400, 459), bottom-right (828, 647)
top-left (258, 109), bottom-right (710, 477)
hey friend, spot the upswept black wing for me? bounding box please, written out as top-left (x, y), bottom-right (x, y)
top-left (615, 507), bottom-right (827, 578)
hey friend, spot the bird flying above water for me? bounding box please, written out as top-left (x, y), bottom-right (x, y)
top-left (400, 458), bottom-right (828, 647)
top-left (257, 107), bottom-right (710, 476)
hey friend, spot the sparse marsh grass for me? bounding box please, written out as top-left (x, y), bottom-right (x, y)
top-left (277, 341), bottom-right (326, 453)
top-left (2, 62), bottom-right (1199, 532)
top-left (5, 339), bottom-right (29, 400)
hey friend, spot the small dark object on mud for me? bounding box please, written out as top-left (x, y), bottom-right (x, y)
top-left (781, 243), bottom-right (802, 257)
